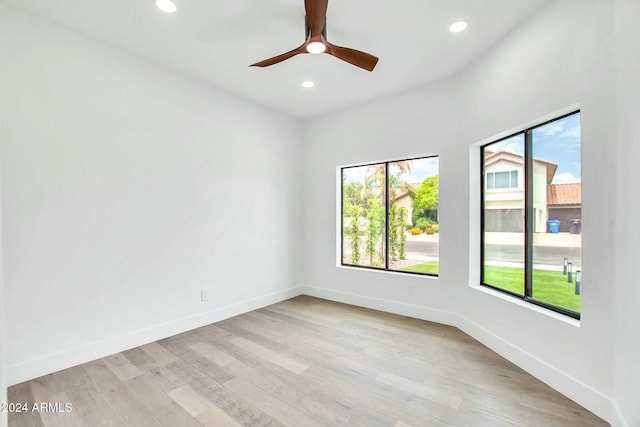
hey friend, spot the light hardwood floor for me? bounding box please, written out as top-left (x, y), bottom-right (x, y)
top-left (8, 296), bottom-right (608, 426)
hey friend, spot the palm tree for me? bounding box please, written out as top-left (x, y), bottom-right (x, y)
top-left (365, 161), bottom-right (412, 203)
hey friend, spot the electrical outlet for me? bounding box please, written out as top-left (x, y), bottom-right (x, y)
top-left (201, 290), bottom-right (209, 302)
top-left (408, 284), bottom-right (415, 296)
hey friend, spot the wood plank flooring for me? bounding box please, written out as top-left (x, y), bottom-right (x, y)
top-left (7, 296), bottom-right (608, 426)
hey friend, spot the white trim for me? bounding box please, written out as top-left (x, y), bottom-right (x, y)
top-left (610, 400), bottom-right (630, 427)
top-left (469, 284), bottom-right (580, 327)
top-left (6, 286), bottom-right (303, 386)
top-left (300, 284), bottom-right (614, 424)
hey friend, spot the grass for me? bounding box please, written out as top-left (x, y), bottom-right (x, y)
top-left (400, 261), bottom-right (439, 275)
top-left (401, 262), bottom-right (580, 313)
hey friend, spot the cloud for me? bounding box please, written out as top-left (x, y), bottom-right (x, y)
top-left (560, 124), bottom-right (581, 141)
top-left (493, 134), bottom-right (524, 154)
top-left (408, 158), bottom-right (439, 181)
top-left (552, 172), bottom-right (581, 184)
top-left (535, 114), bottom-right (580, 143)
top-left (536, 121), bottom-right (565, 136)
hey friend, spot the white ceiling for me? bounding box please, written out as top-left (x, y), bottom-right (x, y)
top-left (3, 0), bottom-right (550, 117)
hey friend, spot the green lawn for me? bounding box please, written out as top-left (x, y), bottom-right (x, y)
top-left (401, 262), bottom-right (580, 313)
top-left (400, 261), bottom-right (439, 275)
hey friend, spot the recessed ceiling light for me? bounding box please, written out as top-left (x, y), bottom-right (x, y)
top-left (156, 0), bottom-right (176, 13)
top-left (302, 81), bottom-right (315, 88)
top-left (449, 21), bottom-right (468, 33)
top-left (306, 42), bottom-right (327, 54)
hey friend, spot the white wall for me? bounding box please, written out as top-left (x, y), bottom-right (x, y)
top-left (614, 0), bottom-right (640, 425)
top-left (0, 111), bottom-right (7, 427)
top-left (0, 4), bottom-right (302, 385)
top-left (0, 0), bottom-right (636, 425)
top-left (302, 0), bottom-right (618, 422)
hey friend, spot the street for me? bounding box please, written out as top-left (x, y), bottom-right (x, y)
top-left (405, 240), bottom-right (581, 269)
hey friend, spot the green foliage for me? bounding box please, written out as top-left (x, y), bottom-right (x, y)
top-left (342, 181), bottom-right (363, 214)
top-left (483, 265), bottom-right (580, 312)
top-left (414, 217), bottom-right (432, 231)
top-left (415, 175), bottom-right (439, 210)
top-left (365, 198), bottom-right (385, 266)
top-left (347, 204), bottom-right (362, 264)
top-left (398, 207), bottom-right (408, 260)
top-left (388, 204), bottom-right (399, 261)
top-left (343, 162), bottom-right (416, 267)
top-left (400, 261), bottom-right (439, 275)
top-left (413, 175), bottom-right (439, 225)
top-left (424, 224), bottom-right (439, 234)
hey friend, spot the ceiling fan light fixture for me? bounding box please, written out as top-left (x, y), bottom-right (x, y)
top-left (306, 42), bottom-right (327, 54)
top-left (156, 0), bottom-right (177, 13)
top-left (449, 21), bottom-right (468, 33)
top-left (250, 0), bottom-right (378, 71)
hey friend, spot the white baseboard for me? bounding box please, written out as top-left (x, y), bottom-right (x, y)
top-left (7, 286), bottom-right (303, 386)
top-left (610, 400), bottom-right (629, 427)
top-left (300, 285), bottom-right (617, 426)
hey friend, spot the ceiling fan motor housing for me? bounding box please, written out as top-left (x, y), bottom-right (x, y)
top-left (305, 17), bottom-right (327, 39)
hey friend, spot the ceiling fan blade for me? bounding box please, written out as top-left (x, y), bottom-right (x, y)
top-left (250, 44), bottom-right (307, 68)
top-left (304, 0), bottom-right (328, 37)
top-left (325, 42), bottom-right (379, 71)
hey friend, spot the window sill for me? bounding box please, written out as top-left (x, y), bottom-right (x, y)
top-left (469, 283), bottom-right (580, 327)
top-left (338, 264), bottom-right (439, 280)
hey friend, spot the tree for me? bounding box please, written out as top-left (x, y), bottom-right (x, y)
top-left (342, 180), bottom-right (364, 213)
top-left (398, 207), bottom-right (408, 260)
top-left (365, 161), bottom-right (412, 203)
top-left (413, 175), bottom-right (439, 225)
top-left (365, 197), bottom-right (385, 266)
top-left (347, 205), bottom-right (362, 264)
top-left (389, 203), bottom-right (399, 261)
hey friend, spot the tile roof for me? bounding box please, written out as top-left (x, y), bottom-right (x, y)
top-left (547, 182), bottom-right (582, 206)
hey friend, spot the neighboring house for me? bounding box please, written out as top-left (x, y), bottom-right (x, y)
top-left (483, 150), bottom-right (581, 233)
top-left (393, 183), bottom-right (422, 225)
top-left (547, 182), bottom-right (582, 232)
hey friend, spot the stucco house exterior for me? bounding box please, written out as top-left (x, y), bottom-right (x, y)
top-left (393, 183), bottom-right (420, 225)
top-left (483, 150), bottom-right (581, 233)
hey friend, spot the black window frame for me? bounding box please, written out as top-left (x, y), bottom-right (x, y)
top-left (480, 110), bottom-right (581, 320)
top-left (340, 155), bottom-right (439, 278)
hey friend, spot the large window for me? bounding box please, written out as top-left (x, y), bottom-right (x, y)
top-left (481, 111), bottom-right (582, 318)
top-left (341, 156), bottom-right (439, 276)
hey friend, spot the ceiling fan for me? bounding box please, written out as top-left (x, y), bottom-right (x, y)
top-left (250, 0), bottom-right (379, 72)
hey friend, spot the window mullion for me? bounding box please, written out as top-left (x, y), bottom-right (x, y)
top-left (524, 129), bottom-right (534, 298)
top-left (384, 162), bottom-right (390, 270)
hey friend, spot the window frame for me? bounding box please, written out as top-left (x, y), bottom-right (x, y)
top-left (480, 110), bottom-right (581, 319)
top-left (340, 155), bottom-right (439, 278)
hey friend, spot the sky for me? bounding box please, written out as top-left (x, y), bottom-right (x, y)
top-left (489, 112), bottom-right (581, 184)
top-left (343, 156), bottom-right (439, 185)
top-left (343, 111), bottom-right (580, 186)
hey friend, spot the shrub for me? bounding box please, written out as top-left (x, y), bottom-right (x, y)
top-left (424, 224), bottom-right (439, 234)
top-left (414, 217), bottom-right (435, 231)
top-left (409, 227), bottom-right (422, 235)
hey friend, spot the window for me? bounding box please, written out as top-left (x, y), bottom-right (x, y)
top-left (481, 111), bottom-right (581, 318)
top-left (341, 156), bottom-right (439, 276)
top-left (487, 171), bottom-right (518, 189)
